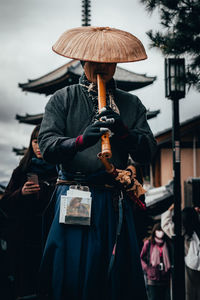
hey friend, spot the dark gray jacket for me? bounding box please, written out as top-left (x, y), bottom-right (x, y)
top-left (38, 84), bottom-right (157, 174)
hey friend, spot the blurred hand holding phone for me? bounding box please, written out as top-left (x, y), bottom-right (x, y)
top-left (27, 173), bottom-right (39, 185)
top-left (22, 173), bottom-right (40, 196)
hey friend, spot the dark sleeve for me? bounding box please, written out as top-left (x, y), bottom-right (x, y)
top-left (38, 90), bottom-right (77, 164)
top-left (122, 98), bottom-right (157, 163)
top-left (0, 168), bottom-right (27, 216)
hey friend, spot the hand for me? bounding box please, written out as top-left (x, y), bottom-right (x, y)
top-left (80, 122), bottom-right (109, 150)
top-left (98, 106), bottom-right (128, 137)
top-left (168, 203), bottom-right (174, 211)
top-left (194, 207), bottom-right (200, 214)
top-left (21, 181), bottom-right (40, 196)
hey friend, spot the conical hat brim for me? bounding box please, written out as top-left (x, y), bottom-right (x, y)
top-left (52, 26), bottom-right (147, 63)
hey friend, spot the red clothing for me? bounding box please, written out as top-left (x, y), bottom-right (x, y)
top-left (140, 239), bottom-right (170, 283)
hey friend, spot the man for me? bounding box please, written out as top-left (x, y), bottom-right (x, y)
top-left (38, 26), bottom-right (157, 300)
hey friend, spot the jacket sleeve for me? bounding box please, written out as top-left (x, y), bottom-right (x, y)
top-left (122, 98), bottom-right (157, 163)
top-left (38, 90), bottom-right (77, 164)
top-left (140, 239), bottom-right (150, 272)
top-left (161, 209), bottom-right (174, 239)
top-left (0, 168), bottom-right (27, 216)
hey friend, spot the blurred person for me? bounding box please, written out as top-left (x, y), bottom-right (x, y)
top-left (161, 203), bottom-right (175, 239)
top-left (140, 223), bottom-right (171, 300)
top-left (0, 124), bottom-right (57, 299)
top-left (182, 207), bottom-right (200, 300)
top-left (161, 205), bottom-right (200, 300)
top-left (161, 203), bottom-right (200, 239)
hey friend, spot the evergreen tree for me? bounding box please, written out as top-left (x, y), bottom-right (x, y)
top-left (140, 0), bottom-right (200, 91)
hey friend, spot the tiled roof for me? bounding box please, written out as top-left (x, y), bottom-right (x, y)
top-left (19, 60), bottom-right (156, 95)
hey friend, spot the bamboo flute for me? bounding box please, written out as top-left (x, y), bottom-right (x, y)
top-left (97, 74), bottom-right (112, 158)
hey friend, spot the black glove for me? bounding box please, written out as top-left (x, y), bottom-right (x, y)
top-left (76, 122), bottom-right (108, 151)
top-left (98, 106), bottom-right (128, 137)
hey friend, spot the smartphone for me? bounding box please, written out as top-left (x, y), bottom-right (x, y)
top-left (27, 173), bottom-right (39, 185)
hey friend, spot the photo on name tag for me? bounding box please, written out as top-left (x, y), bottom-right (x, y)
top-left (65, 196), bottom-right (92, 225)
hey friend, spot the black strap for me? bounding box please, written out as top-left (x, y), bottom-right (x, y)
top-left (107, 191), bottom-right (123, 279)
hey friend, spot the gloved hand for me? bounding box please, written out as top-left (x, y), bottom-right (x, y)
top-left (98, 106), bottom-right (129, 137)
top-left (75, 121), bottom-right (109, 151)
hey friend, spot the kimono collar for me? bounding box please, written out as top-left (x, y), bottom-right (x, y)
top-left (79, 73), bottom-right (119, 123)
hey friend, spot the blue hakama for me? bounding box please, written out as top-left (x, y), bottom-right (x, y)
top-left (39, 182), bottom-right (147, 300)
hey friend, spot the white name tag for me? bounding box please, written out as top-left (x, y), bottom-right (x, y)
top-left (59, 185), bottom-right (92, 226)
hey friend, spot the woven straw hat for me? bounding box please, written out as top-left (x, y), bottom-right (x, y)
top-left (52, 26), bottom-right (147, 63)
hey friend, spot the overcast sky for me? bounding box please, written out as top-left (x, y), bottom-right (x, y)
top-left (0, 0), bottom-right (199, 183)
